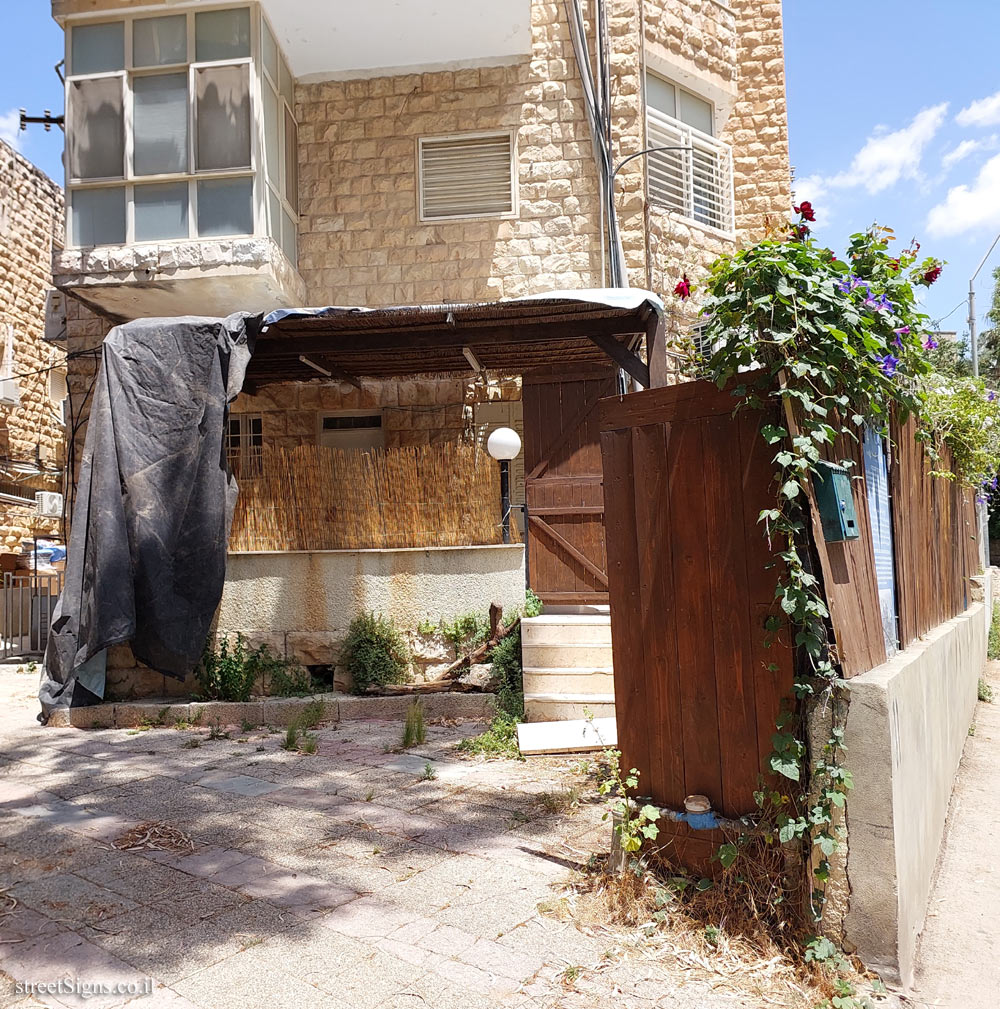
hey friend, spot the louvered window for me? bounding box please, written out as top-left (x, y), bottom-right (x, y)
top-left (418, 132), bottom-right (516, 221)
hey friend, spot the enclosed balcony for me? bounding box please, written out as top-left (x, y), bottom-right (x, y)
top-left (50, 1), bottom-right (532, 319)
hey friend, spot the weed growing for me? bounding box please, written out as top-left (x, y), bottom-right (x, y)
top-left (402, 699), bottom-right (426, 747)
top-left (456, 710), bottom-right (523, 759)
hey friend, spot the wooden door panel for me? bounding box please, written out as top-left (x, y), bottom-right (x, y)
top-left (523, 367), bottom-right (615, 605)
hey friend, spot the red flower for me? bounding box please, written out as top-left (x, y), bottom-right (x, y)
top-left (791, 223), bottom-right (810, 241)
top-left (923, 264), bottom-right (942, 285)
top-left (889, 258), bottom-right (900, 273)
top-left (673, 274), bottom-right (692, 299)
top-left (793, 200), bottom-right (816, 222)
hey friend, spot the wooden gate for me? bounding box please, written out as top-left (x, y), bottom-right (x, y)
top-left (599, 380), bottom-right (795, 865)
top-left (523, 366), bottom-right (616, 605)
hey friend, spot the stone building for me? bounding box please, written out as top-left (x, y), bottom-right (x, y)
top-left (0, 139), bottom-right (67, 553)
top-left (45, 0), bottom-right (791, 694)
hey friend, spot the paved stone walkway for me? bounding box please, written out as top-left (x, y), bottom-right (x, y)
top-left (910, 660), bottom-right (1000, 1007)
top-left (0, 667), bottom-right (770, 1009)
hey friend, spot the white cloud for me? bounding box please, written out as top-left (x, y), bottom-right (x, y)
top-left (0, 109), bottom-right (22, 152)
top-left (824, 104), bottom-right (949, 194)
top-left (957, 91), bottom-right (1000, 128)
top-left (926, 152), bottom-right (1000, 237)
top-left (792, 173), bottom-right (828, 206)
top-left (942, 138), bottom-right (985, 169)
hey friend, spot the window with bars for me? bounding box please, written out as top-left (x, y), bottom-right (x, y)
top-left (226, 413), bottom-right (263, 476)
top-left (644, 71), bottom-right (734, 235)
top-left (418, 132), bottom-right (517, 221)
top-left (65, 7), bottom-right (298, 256)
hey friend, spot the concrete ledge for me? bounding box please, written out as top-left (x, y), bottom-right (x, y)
top-left (45, 691), bottom-right (497, 730)
top-left (843, 600), bottom-right (988, 987)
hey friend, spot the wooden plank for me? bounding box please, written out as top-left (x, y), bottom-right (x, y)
top-left (702, 412), bottom-right (759, 817)
top-left (527, 516), bottom-right (609, 586)
top-left (668, 418), bottom-right (724, 806)
top-left (630, 422), bottom-right (686, 807)
top-left (738, 410), bottom-right (795, 782)
top-left (600, 426), bottom-right (652, 786)
top-left (600, 378), bottom-right (743, 430)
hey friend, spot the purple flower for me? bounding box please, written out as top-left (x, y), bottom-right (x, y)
top-left (893, 326), bottom-right (911, 337)
top-left (977, 494), bottom-right (988, 505)
top-left (876, 353), bottom-right (900, 377)
top-left (923, 336), bottom-right (939, 351)
top-left (989, 390), bottom-right (997, 403)
top-left (865, 292), bottom-right (893, 312)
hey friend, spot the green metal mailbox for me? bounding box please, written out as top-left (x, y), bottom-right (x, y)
top-left (813, 461), bottom-right (859, 542)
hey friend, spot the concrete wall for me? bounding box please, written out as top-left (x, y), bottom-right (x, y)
top-left (842, 596), bottom-right (989, 987)
top-left (105, 544), bottom-right (526, 698)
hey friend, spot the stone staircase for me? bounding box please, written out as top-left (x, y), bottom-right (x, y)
top-left (520, 612), bottom-right (615, 722)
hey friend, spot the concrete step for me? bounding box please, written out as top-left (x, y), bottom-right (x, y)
top-left (520, 641), bottom-right (613, 669)
top-left (522, 667), bottom-right (615, 695)
top-left (524, 697), bottom-right (617, 722)
top-left (521, 615), bottom-right (612, 646)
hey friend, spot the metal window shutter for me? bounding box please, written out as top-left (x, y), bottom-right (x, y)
top-left (420, 134), bottom-right (513, 219)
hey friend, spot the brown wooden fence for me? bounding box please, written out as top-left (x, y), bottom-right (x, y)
top-left (600, 380), bottom-right (981, 846)
top-left (600, 381), bottom-right (795, 863)
top-left (230, 442), bottom-right (516, 551)
top-left (890, 415), bottom-right (980, 648)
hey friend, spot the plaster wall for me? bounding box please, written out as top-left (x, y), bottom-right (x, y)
top-left (843, 597), bottom-right (988, 987)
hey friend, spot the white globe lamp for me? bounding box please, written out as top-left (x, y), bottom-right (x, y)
top-left (486, 427), bottom-right (521, 542)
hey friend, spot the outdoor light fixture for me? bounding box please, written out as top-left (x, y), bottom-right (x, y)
top-left (486, 426), bottom-right (521, 544)
top-left (462, 346), bottom-right (483, 374)
top-left (299, 355), bottom-right (332, 377)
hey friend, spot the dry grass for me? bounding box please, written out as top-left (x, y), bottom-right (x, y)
top-left (111, 821), bottom-right (200, 854)
top-left (230, 441), bottom-right (519, 551)
top-left (553, 844), bottom-right (884, 1009)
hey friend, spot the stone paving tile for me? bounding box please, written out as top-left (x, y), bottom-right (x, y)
top-left (318, 895), bottom-right (426, 940)
top-left (172, 953), bottom-right (350, 1009)
top-left (193, 775), bottom-right (284, 798)
top-left (9, 873), bottom-right (139, 929)
top-left (312, 947), bottom-right (427, 1009)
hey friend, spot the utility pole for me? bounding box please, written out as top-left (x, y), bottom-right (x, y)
top-left (968, 232), bottom-right (1000, 379)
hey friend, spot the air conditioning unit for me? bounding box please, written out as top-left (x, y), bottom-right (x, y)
top-left (44, 290), bottom-right (67, 344)
top-left (36, 492), bottom-right (63, 518)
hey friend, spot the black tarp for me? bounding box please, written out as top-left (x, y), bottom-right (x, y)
top-left (39, 313), bottom-right (258, 720)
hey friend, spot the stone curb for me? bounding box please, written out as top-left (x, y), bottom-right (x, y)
top-left (45, 691), bottom-right (497, 729)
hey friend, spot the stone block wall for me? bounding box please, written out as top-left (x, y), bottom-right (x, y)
top-left (0, 139), bottom-right (68, 549)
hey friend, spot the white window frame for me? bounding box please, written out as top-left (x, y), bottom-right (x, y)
top-left (417, 130), bottom-right (519, 223)
top-left (226, 412), bottom-right (263, 475)
top-left (318, 412), bottom-right (386, 453)
top-left (63, 4), bottom-right (297, 254)
top-left (643, 72), bottom-right (735, 238)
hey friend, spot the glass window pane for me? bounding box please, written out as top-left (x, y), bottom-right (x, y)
top-left (134, 182), bottom-right (189, 241)
top-left (133, 15), bottom-right (187, 67)
top-left (197, 178), bottom-right (253, 236)
top-left (678, 90), bottom-right (713, 135)
top-left (71, 187), bottom-right (125, 246)
top-left (644, 73), bottom-right (675, 119)
top-left (133, 73), bottom-right (188, 176)
top-left (195, 8), bottom-right (251, 62)
top-left (71, 22), bottom-right (124, 75)
top-left (262, 18), bottom-right (278, 82)
top-left (281, 207), bottom-right (297, 267)
top-left (195, 65), bottom-right (251, 171)
top-left (283, 106), bottom-right (298, 211)
top-left (263, 85), bottom-right (280, 183)
top-left (67, 77), bottom-right (124, 180)
top-left (279, 55), bottom-right (294, 108)
top-left (268, 187), bottom-right (281, 242)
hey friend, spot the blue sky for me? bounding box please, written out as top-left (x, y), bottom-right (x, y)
top-left (3, 3), bottom-right (1000, 335)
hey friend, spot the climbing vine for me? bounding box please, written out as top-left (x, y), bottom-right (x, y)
top-left (686, 207), bottom-right (944, 922)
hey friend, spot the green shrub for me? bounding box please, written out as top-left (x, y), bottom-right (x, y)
top-left (299, 700), bottom-right (325, 728)
top-left (989, 603), bottom-right (1000, 661)
top-left (268, 661), bottom-right (314, 697)
top-left (488, 626), bottom-right (524, 718)
top-left (441, 612), bottom-right (490, 656)
top-left (457, 711), bottom-right (523, 759)
top-left (342, 612), bottom-right (410, 694)
top-left (524, 589), bottom-right (543, 618)
top-left (402, 699), bottom-right (426, 747)
top-left (196, 634), bottom-right (257, 702)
